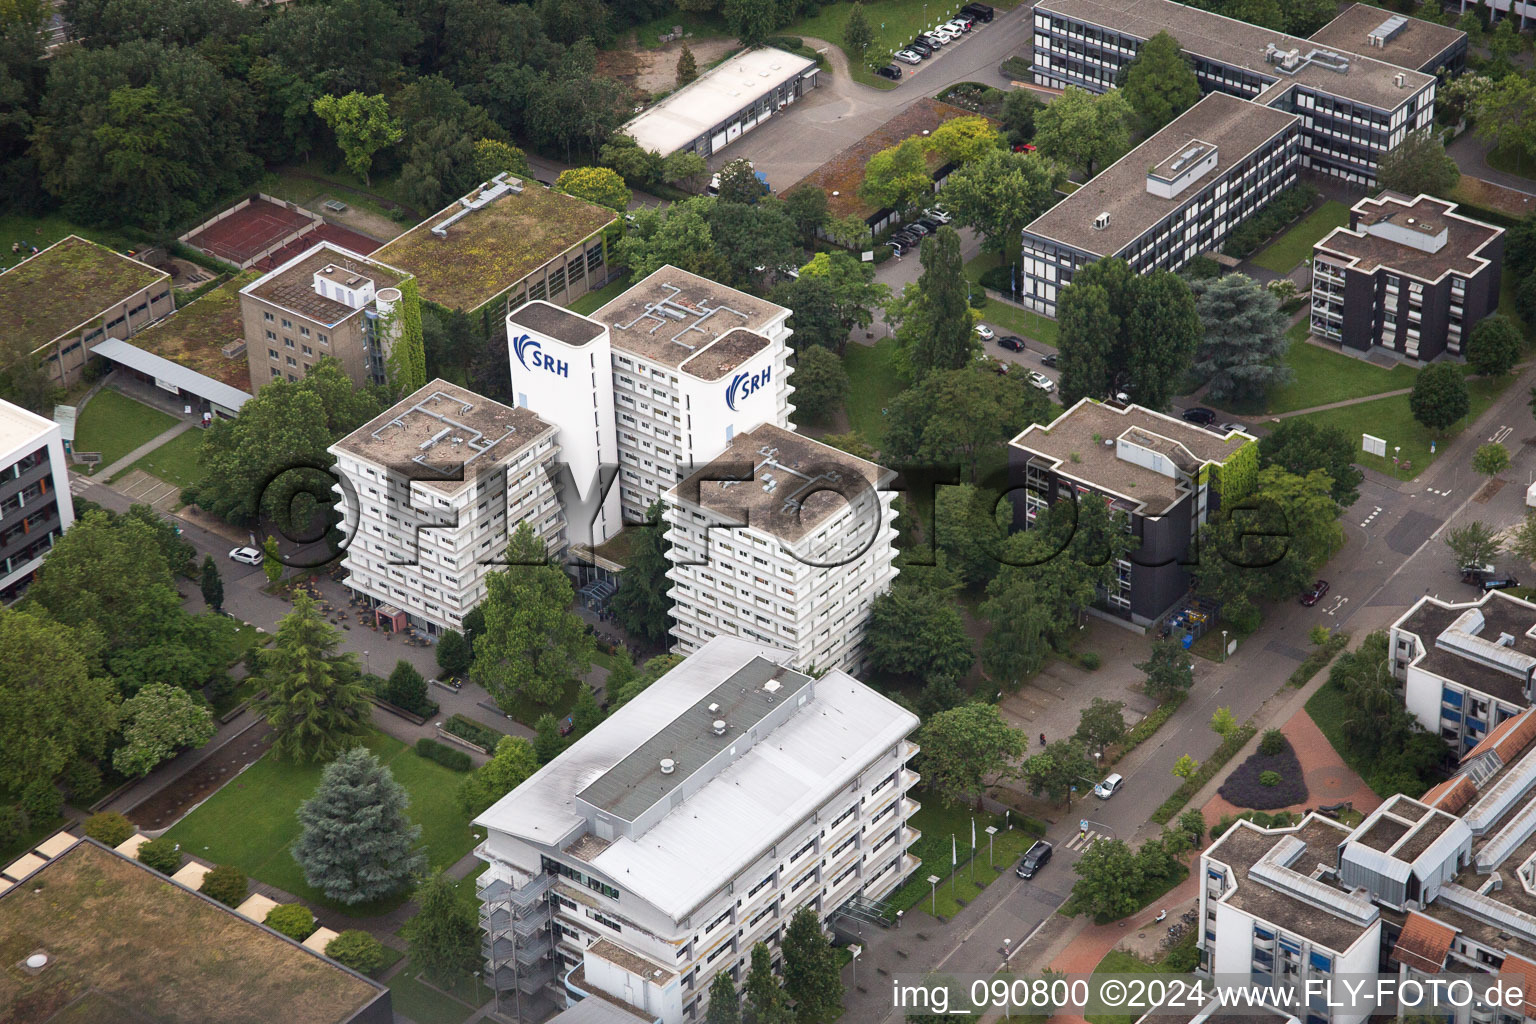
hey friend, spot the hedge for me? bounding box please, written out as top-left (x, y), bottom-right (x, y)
top-left (1220, 184), bottom-right (1320, 259)
top-left (1151, 723), bottom-right (1259, 824)
top-left (443, 714), bottom-right (503, 752)
top-left (265, 903), bottom-right (316, 942)
top-left (1113, 693), bottom-right (1187, 761)
top-left (414, 737), bottom-right (472, 772)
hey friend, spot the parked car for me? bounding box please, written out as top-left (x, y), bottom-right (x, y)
top-left (930, 25), bottom-right (959, 42)
top-left (228, 546), bottom-right (263, 566)
top-left (1015, 840), bottom-right (1053, 879)
top-left (1300, 579), bottom-right (1330, 606)
top-left (1462, 563), bottom-right (1496, 586)
top-left (1012, 142), bottom-right (1038, 153)
top-left (946, 17), bottom-right (973, 32)
top-left (1028, 370), bottom-right (1055, 392)
top-left (997, 335), bottom-right (1026, 352)
top-left (1040, 352), bottom-right (1058, 367)
top-left (1483, 576), bottom-right (1522, 592)
top-left (891, 231), bottom-right (918, 246)
top-left (1094, 773), bottom-right (1125, 799)
top-left (924, 207), bottom-right (953, 224)
top-left (1217, 422), bottom-right (1244, 434)
top-left (975, 324), bottom-right (995, 340)
top-left (877, 64), bottom-right (902, 80)
top-left (920, 31), bottom-right (946, 47)
top-left (962, 2), bottom-right (995, 21)
top-left (916, 218), bottom-right (941, 232)
top-left (1181, 406), bottom-right (1217, 426)
top-left (885, 242), bottom-right (904, 257)
top-left (908, 37), bottom-right (934, 56)
top-left (895, 49), bottom-right (923, 64)
top-left (905, 222), bottom-right (931, 237)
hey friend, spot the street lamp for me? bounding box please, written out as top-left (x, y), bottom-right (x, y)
top-left (927, 874), bottom-right (941, 916)
top-left (1221, 629), bottom-right (1228, 663)
top-left (364, 649), bottom-right (370, 675)
top-left (849, 944), bottom-right (863, 984)
top-left (985, 825), bottom-right (998, 867)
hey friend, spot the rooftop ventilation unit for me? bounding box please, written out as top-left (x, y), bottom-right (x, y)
top-left (1367, 15), bottom-right (1408, 47)
top-left (712, 719), bottom-right (727, 736)
top-left (1093, 212), bottom-right (1110, 230)
top-left (659, 758), bottom-right (676, 775)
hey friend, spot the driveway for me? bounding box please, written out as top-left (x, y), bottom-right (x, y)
top-left (1448, 131), bottom-right (1536, 197)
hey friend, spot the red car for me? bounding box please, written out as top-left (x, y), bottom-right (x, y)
top-left (1300, 580), bottom-right (1330, 606)
top-left (1013, 143), bottom-right (1038, 153)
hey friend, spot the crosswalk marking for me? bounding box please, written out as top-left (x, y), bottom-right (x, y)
top-left (1063, 830), bottom-right (1105, 851)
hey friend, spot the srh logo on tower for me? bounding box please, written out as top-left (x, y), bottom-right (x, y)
top-left (512, 333), bottom-right (569, 378)
top-left (725, 366), bottom-right (770, 411)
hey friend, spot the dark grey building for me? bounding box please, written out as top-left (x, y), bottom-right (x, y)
top-left (1311, 193), bottom-right (1503, 361)
top-left (1008, 399), bottom-right (1256, 628)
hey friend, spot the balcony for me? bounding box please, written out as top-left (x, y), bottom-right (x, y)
top-left (900, 739), bottom-right (920, 761)
top-left (898, 768), bottom-right (921, 792)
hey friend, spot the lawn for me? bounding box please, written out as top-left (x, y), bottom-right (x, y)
top-left (257, 161), bottom-right (418, 226)
top-left (110, 425), bottom-right (206, 490)
top-left (387, 962), bottom-right (493, 1024)
top-left (73, 389), bottom-right (179, 473)
top-left (162, 730), bottom-right (480, 917)
top-left (965, 253), bottom-right (1061, 347)
top-left (1253, 320), bottom-right (1419, 415)
top-left (842, 337), bottom-right (906, 448)
top-left (883, 799), bottom-right (1041, 921)
top-left (1248, 200), bottom-right (1350, 275)
top-left (1084, 936), bottom-right (1199, 1024)
top-left (568, 272), bottom-right (633, 315)
top-left (0, 211), bottom-right (142, 274)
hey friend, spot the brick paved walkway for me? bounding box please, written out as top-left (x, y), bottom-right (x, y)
top-left (1200, 710), bottom-right (1381, 822)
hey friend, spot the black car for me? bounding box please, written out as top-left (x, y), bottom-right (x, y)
top-left (1181, 407), bottom-right (1217, 426)
top-left (997, 335), bottom-right (1025, 352)
top-left (1483, 576), bottom-right (1522, 591)
top-left (917, 218), bottom-right (941, 232)
top-left (877, 64), bottom-right (902, 80)
top-left (908, 37), bottom-right (933, 56)
top-left (1015, 840), bottom-right (1052, 879)
top-left (891, 231), bottom-right (918, 247)
top-left (962, 2), bottom-right (995, 21)
top-left (1041, 352), bottom-right (1058, 367)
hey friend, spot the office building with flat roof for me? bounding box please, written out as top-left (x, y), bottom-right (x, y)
top-left (1308, 3), bottom-right (1467, 75)
top-left (664, 423), bottom-right (897, 674)
top-left (1017, 92), bottom-right (1299, 315)
top-left (328, 379), bottom-right (564, 635)
top-left (0, 397), bottom-right (72, 602)
top-left (622, 47), bottom-right (820, 161)
top-left (473, 636), bottom-right (920, 1024)
top-left (1311, 192), bottom-right (1503, 361)
top-left (1009, 399), bottom-right (1256, 627)
top-left (1029, 0), bottom-right (1448, 186)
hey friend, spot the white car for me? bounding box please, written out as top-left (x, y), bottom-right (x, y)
top-left (935, 26), bottom-right (961, 42)
top-left (945, 18), bottom-right (972, 33)
top-left (920, 31), bottom-right (947, 46)
top-left (975, 324), bottom-right (995, 340)
top-left (925, 208), bottom-right (953, 224)
top-left (228, 546), bottom-right (263, 566)
top-left (894, 49), bottom-right (923, 65)
top-left (1094, 773), bottom-right (1124, 799)
top-left (1028, 370), bottom-right (1055, 393)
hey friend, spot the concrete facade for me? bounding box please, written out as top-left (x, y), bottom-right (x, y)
top-left (0, 398), bottom-right (73, 602)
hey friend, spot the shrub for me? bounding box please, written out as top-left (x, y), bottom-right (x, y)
top-left (136, 837), bottom-right (182, 874)
top-left (326, 930), bottom-right (388, 974)
top-left (1164, 939), bottom-right (1200, 972)
top-left (200, 864), bottom-right (249, 907)
top-left (1218, 737), bottom-right (1307, 810)
top-left (443, 714), bottom-right (503, 751)
top-left (21, 779), bottom-right (62, 823)
top-left (83, 811), bottom-right (135, 847)
top-left (265, 903), bottom-right (316, 941)
top-left (0, 803), bottom-right (26, 847)
top-left (415, 737), bottom-right (473, 772)
top-left (1259, 729), bottom-right (1285, 756)
top-left (1259, 770), bottom-right (1281, 787)
top-left (1078, 651), bottom-right (1102, 670)
top-left (1221, 183), bottom-right (1319, 258)
top-left (968, 290), bottom-right (988, 309)
top-left (979, 264), bottom-right (1014, 292)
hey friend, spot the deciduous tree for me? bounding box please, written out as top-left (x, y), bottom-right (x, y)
top-left (1376, 130), bottom-right (1460, 198)
top-left (555, 165), bottom-right (630, 212)
top-left (457, 734), bottom-right (539, 814)
top-left (744, 942), bottom-right (791, 1024)
top-left (1409, 363), bottom-right (1470, 433)
top-left (312, 91), bottom-right (403, 186)
top-left (1446, 521), bottom-right (1502, 569)
top-left (293, 747), bottom-right (426, 904)
top-left (1467, 314), bottom-right (1522, 377)
top-left (901, 226), bottom-right (975, 378)
top-left (1258, 420), bottom-right (1363, 510)
top-left (924, 115), bottom-right (1000, 165)
top-left (784, 186), bottom-right (830, 245)
top-left (1033, 86), bottom-right (1131, 177)
top-left (199, 554), bottom-right (223, 612)
top-left (1075, 698), bottom-right (1127, 758)
top-left (1137, 638), bottom-right (1193, 704)
top-left (112, 683), bottom-right (216, 776)
top-left (783, 907), bottom-right (842, 1024)
top-left (917, 703), bottom-right (1025, 808)
top-left (1474, 442), bottom-right (1511, 479)
top-left (709, 970), bottom-right (742, 1024)
top-left (860, 137), bottom-right (932, 214)
top-left (939, 149), bottom-right (1058, 263)
top-left (789, 345), bottom-right (849, 421)
top-left (1069, 838), bottom-right (1145, 921)
top-left (864, 584), bottom-right (974, 682)
top-left (1019, 739), bottom-right (1096, 808)
top-left (842, 3), bottom-right (873, 61)
top-left (882, 364), bottom-right (1052, 481)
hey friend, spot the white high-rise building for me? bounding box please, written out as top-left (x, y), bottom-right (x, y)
top-left (507, 267), bottom-right (795, 544)
top-left (329, 380), bottom-right (565, 635)
top-left (473, 637), bottom-right (921, 1024)
top-left (665, 423), bottom-right (898, 675)
top-left (0, 399), bottom-right (73, 602)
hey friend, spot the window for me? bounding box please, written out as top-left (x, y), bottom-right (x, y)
top-left (264, 311), bottom-right (275, 322)
top-left (281, 318), bottom-right (293, 329)
top-left (266, 330), bottom-right (277, 341)
top-left (269, 349), bottom-right (279, 359)
top-left (318, 333), bottom-right (329, 345)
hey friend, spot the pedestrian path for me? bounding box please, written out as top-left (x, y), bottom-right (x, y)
top-left (1060, 829), bottom-right (1107, 852)
top-left (82, 417), bottom-right (196, 482)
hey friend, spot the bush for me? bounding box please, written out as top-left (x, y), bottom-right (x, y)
top-left (1218, 737), bottom-right (1307, 810)
top-left (1181, 255), bottom-right (1220, 280)
top-left (443, 714), bottom-right (503, 752)
top-left (1259, 770), bottom-right (1281, 787)
top-left (0, 803), bottom-right (26, 847)
top-left (1078, 651), bottom-right (1102, 670)
top-left (21, 778), bottom-right (62, 823)
top-left (265, 903), bottom-right (316, 941)
top-left (1164, 939), bottom-right (1200, 972)
top-left (83, 811), bottom-right (135, 847)
top-left (415, 737), bottom-right (473, 772)
top-left (1259, 729), bottom-right (1285, 756)
top-left (979, 264), bottom-right (1014, 293)
top-left (326, 930), bottom-right (388, 974)
top-left (1221, 183), bottom-right (1320, 258)
top-left (136, 837), bottom-right (182, 874)
top-left (200, 863), bottom-right (249, 907)
top-left (968, 290), bottom-right (988, 309)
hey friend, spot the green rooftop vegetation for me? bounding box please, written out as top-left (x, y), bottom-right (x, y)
top-left (0, 236), bottom-right (167, 355)
top-left (375, 183), bottom-right (616, 313)
top-left (132, 272), bottom-right (260, 392)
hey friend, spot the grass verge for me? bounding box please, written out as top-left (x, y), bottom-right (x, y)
top-left (1288, 631), bottom-right (1349, 687)
top-left (568, 273), bottom-right (633, 315)
top-left (1248, 201), bottom-right (1350, 275)
top-left (965, 252), bottom-right (1060, 346)
top-left (110, 425), bottom-right (206, 490)
top-left (74, 389), bottom-right (179, 474)
top-left (1085, 934), bottom-right (1200, 1024)
top-left (883, 800), bottom-right (1045, 921)
top-left (1253, 320), bottom-right (1418, 415)
top-left (1150, 724), bottom-right (1258, 824)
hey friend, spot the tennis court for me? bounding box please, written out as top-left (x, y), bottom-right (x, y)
top-left (254, 221), bottom-right (383, 270)
top-left (184, 197), bottom-right (318, 267)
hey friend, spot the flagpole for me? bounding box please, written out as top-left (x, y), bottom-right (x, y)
top-left (951, 834), bottom-right (957, 894)
top-left (970, 818), bottom-right (976, 881)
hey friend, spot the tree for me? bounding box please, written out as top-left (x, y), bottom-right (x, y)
top-left (1171, 754), bottom-right (1199, 780)
top-left (1191, 274), bottom-right (1291, 404)
top-left (1137, 638), bottom-right (1194, 704)
top-left (472, 138), bottom-right (530, 182)
top-left (616, 199), bottom-right (723, 282)
top-left (1467, 314), bottom-right (1522, 377)
top-left (1376, 130), bottom-right (1460, 198)
top-left (1474, 442), bottom-right (1512, 479)
top-left (1075, 698), bottom-right (1126, 758)
top-left (436, 629), bottom-right (472, 678)
top-left (717, 156), bottom-right (765, 204)
top-left (744, 941), bottom-right (791, 1024)
top-left (571, 684), bottom-right (604, 736)
top-left (842, 3), bottom-right (874, 60)
top-left (860, 137), bottom-right (932, 215)
top-left (199, 555), bottom-right (223, 612)
top-left (611, 503), bottom-right (673, 647)
top-left (1446, 521), bottom-right (1502, 569)
top-left (1069, 838), bottom-right (1144, 920)
top-left (790, 345), bottom-right (849, 421)
top-left (83, 811), bottom-right (135, 847)
top-left (939, 149), bottom-right (1058, 262)
top-left (709, 970), bottom-right (742, 1024)
top-left (924, 115), bottom-right (1000, 166)
top-left (383, 660), bottom-right (429, 714)
top-left (312, 92), bottom-right (403, 186)
top-left (723, 0), bottom-right (779, 46)
top-left (555, 165), bottom-right (630, 213)
top-left (1280, 0), bottom-right (1339, 34)
top-left (904, 227), bottom-right (976, 379)
top-left (137, 837), bottom-right (182, 874)
top-left (934, 483), bottom-right (1008, 588)
top-left (262, 535), bottom-right (284, 586)
top-left (1019, 739), bottom-right (1097, 808)
top-left (917, 703), bottom-right (1025, 808)
top-left (1001, 89), bottom-right (1045, 146)
top-left (326, 930), bottom-right (387, 975)
top-left (1177, 808), bottom-right (1207, 848)
top-left (881, 364), bottom-right (1052, 481)
top-left (0, 608), bottom-right (118, 793)
top-left (1258, 420), bottom-right (1363, 510)
top-left (677, 41), bottom-right (699, 85)
top-left (1511, 512), bottom-right (1536, 566)
top-left (609, 653), bottom-right (683, 709)
top-left (405, 873), bottom-right (482, 984)
top-left (706, 198), bottom-right (800, 288)
top-left (781, 252), bottom-right (889, 354)
top-left (1210, 706), bottom-right (1237, 738)
top-left (1470, 73), bottom-right (1536, 167)
top-left (1119, 31), bottom-right (1200, 134)
top-left (1126, 271), bottom-right (1202, 410)
top-left (663, 149), bottom-right (707, 188)
top-left (782, 907), bottom-right (842, 1024)
top-left (1409, 363), bottom-right (1470, 433)
top-left (257, 593), bottom-right (371, 763)
top-left (602, 134), bottom-right (664, 187)
top-left (293, 747), bottom-right (426, 905)
top-left (472, 523), bottom-right (594, 709)
top-left (458, 734), bottom-right (539, 814)
top-left (1033, 86), bottom-right (1131, 177)
top-left (112, 683), bottom-right (216, 777)
top-left (534, 713), bottom-right (564, 762)
top-left (864, 584), bottom-right (974, 681)
top-left (200, 864), bottom-right (248, 906)
top-left (784, 186), bottom-right (829, 246)
top-left (1056, 283), bottom-right (1118, 406)
top-left (1056, 260), bottom-right (1198, 409)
